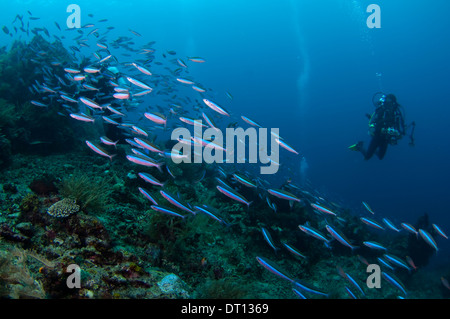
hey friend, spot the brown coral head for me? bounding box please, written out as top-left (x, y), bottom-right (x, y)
top-left (29, 177), bottom-right (58, 196)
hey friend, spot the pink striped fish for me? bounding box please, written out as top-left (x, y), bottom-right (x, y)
top-left (113, 92), bottom-right (130, 100)
top-left (132, 63), bottom-right (152, 75)
top-left (311, 203), bottom-right (337, 217)
top-left (102, 116), bottom-right (120, 125)
top-left (85, 140), bottom-right (115, 161)
top-left (99, 54), bottom-right (112, 63)
top-left (61, 94), bottom-right (78, 103)
top-left (100, 136), bottom-right (119, 148)
top-left (144, 112), bottom-right (166, 126)
top-left (188, 57), bottom-right (206, 63)
top-left (192, 85), bottom-right (206, 93)
top-left (139, 172), bottom-right (164, 187)
top-left (268, 188), bottom-right (301, 202)
top-left (79, 97), bottom-right (102, 109)
top-left (160, 190), bottom-right (195, 215)
top-left (131, 126), bottom-right (148, 137)
top-left (275, 138), bottom-right (299, 155)
top-left (419, 229), bottom-right (438, 252)
top-left (177, 78), bottom-right (195, 85)
top-left (126, 154), bottom-right (163, 170)
top-left (241, 115), bottom-right (262, 128)
top-left (360, 217), bottom-right (385, 231)
top-left (326, 225), bottom-right (357, 250)
top-left (217, 185), bottom-right (251, 207)
top-left (73, 75), bottom-right (86, 81)
top-left (70, 113), bottom-right (94, 123)
top-left (432, 223), bottom-right (448, 240)
top-left (134, 137), bottom-right (163, 153)
top-left (133, 89), bottom-right (152, 96)
top-left (203, 99), bottom-right (230, 117)
top-left (400, 222), bottom-right (418, 236)
top-left (64, 67), bottom-right (80, 74)
top-left (84, 67), bottom-right (100, 73)
top-left (106, 105), bottom-right (125, 116)
top-left (126, 76), bottom-right (152, 90)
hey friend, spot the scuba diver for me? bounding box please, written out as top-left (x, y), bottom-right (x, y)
top-left (349, 93), bottom-right (415, 160)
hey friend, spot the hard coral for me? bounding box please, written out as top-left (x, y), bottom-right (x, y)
top-left (47, 198), bottom-right (80, 218)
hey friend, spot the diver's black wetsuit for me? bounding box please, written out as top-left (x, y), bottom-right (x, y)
top-left (361, 128), bottom-right (389, 160)
top-left (360, 95), bottom-right (406, 160)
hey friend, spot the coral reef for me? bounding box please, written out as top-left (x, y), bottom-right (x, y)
top-left (0, 36), bottom-right (79, 165)
top-left (0, 30), bottom-right (447, 301)
top-left (0, 246), bottom-right (47, 299)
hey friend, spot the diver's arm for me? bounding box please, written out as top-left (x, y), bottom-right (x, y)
top-left (369, 108), bottom-right (381, 126)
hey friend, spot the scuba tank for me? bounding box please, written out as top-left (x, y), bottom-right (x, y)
top-left (370, 92), bottom-right (416, 146)
top-left (369, 92), bottom-right (399, 142)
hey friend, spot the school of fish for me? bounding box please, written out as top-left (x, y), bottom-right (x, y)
top-left (2, 10), bottom-right (449, 299)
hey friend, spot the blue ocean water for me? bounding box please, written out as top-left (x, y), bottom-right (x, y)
top-left (1, 0), bottom-right (450, 298)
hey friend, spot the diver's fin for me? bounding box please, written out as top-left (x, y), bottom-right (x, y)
top-left (348, 141), bottom-right (363, 152)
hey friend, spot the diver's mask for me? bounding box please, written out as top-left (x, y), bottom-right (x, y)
top-left (379, 95), bottom-right (386, 106)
